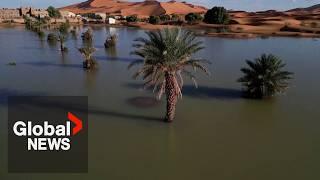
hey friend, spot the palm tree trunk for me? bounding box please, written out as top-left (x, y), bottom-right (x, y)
top-left (165, 73), bottom-right (177, 122)
top-left (60, 42), bottom-right (64, 51)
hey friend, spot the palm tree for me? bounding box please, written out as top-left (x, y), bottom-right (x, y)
top-left (238, 54), bottom-right (293, 99)
top-left (58, 34), bottom-right (67, 52)
top-left (81, 29), bottom-right (93, 42)
top-left (79, 47), bottom-right (97, 69)
top-left (56, 21), bottom-right (70, 52)
top-left (128, 28), bottom-right (210, 122)
top-left (104, 34), bottom-right (118, 48)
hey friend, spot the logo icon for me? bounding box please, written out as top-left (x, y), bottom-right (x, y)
top-left (12, 112), bottom-right (83, 151)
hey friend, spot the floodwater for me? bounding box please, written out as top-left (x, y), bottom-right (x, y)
top-left (0, 25), bottom-right (319, 179)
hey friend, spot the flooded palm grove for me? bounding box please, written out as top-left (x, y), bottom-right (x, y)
top-left (0, 25), bottom-right (320, 180)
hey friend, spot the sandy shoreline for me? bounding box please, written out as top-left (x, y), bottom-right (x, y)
top-left (125, 22), bottom-right (320, 38)
top-left (1, 21), bottom-right (320, 39)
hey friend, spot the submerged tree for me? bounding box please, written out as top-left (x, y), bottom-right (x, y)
top-left (58, 22), bottom-right (70, 34)
top-left (128, 28), bottom-right (210, 122)
top-left (79, 47), bottom-right (97, 69)
top-left (238, 54), bottom-right (293, 99)
top-left (47, 33), bottom-right (58, 42)
top-left (70, 27), bottom-right (78, 39)
top-left (81, 29), bottom-right (93, 42)
top-left (104, 34), bottom-right (117, 48)
top-left (37, 31), bottom-right (45, 40)
top-left (58, 34), bottom-right (67, 52)
top-left (57, 22), bottom-right (70, 52)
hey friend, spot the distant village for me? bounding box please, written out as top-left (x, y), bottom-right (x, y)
top-left (0, 7), bottom-right (119, 24)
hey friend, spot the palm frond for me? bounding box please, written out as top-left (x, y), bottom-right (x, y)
top-left (128, 28), bottom-right (211, 99)
top-left (238, 54), bottom-right (293, 98)
top-left (128, 59), bottom-right (144, 69)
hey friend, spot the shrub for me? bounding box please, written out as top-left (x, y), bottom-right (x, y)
top-left (47, 33), bottom-right (58, 42)
top-left (7, 61), bottom-right (16, 66)
top-left (160, 14), bottom-right (171, 21)
top-left (81, 29), bottom-right (93, 42)
top-left (37, 31), bottom-right (45, 39)
top-left (185, 13), bottom-right (203, 24)
top-left (104, 34), bottom-right (118, 48)
top-left (70, 27), bottom-right (77, 39)
top-left (126, 15), bottom-right (138, 22)
top-left (24, 17), bottom-right (32, 29)
top-left (58, 22), bottom-right (70, 34)
top-left (171, 14), bottom-right (180, 21)
top-left (82, 13), bottom-right (103, 20)
top-left (204, 7), bottom-right (229, 24)
top-left (149, 16), bottom-right (161, 25)
top-left (47, 6), bottom-right (61, 18)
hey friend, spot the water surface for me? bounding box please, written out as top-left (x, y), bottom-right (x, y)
top-left (0, 25), bottom-right (319, 180)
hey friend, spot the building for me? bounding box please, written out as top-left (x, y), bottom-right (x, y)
top-left (30, 8), bottom-right (49, 18)
top-left (114, 15), bottom-right (123, 20)
top-left (107, 17), bottom-right (116, 24)
top-left (60, 10), bottom-right (76, 18)
top-left (20, 7), bottom-right (31, 16)
top-left (18, 7), bottom-right (49, 18)
top-left (0, 8), bottom-right (20, 19)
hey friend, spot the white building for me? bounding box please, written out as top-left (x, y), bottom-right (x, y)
top-left (60, 10), bottom-right (76, 18)
top-left (107, 17), bottom-right (116, 24)
top-left (114, 15), bottom-right (122, 20)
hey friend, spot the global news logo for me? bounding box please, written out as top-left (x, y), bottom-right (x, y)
top-left (12, 112), bottom-right (83, 151)
top-left (8, 96), bottom-right (88, 173)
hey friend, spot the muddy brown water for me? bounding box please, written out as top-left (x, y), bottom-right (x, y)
top-left (0, 25), bottom-right (319, 179)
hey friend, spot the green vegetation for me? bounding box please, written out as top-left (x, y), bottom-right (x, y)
top-left (171, 14), bottom-right (180, 21)
top-left (47, 22), bottom-right (69, 51)
top-left (47, 33), bottom-right (58, 42)
top-left (204, 7), bottom-right (229, 24)
top-left (149, 16), bottom-right (161, 25)
top-left (129, 28), bottom-right (210, 122)
top-left (160, 14), bottom-right (171, 21)
top-left (82, 13), bottom-right (103, 20)
top-left (81, 29), bottom-right (93, 42)
top-left (126, 15), bottom-right (139, 22)
top-left (58, 22), bottom-right (70, 34)
top-left (185, 13), bottom-right (203, 24)
top-left (7, 61), bottom-right (16, 66)
top-left (238, 54), bottom-right (293, 99)
top-left (104, 34), bottom-right (118, 48)
top-left (37, 31), bottom-right (45, 39)
top-left (149, 14), bottom-right (178, 24)
top-left (79, 47), bottom-right (97, 69)
top-left (47, 6), bottom-right (61, 18)
top-left (70, 27), bottom-right (78, 39)
top-left (58, 34), bottom-right (68, 52)
top-left (24, 17), bottom-right (47, 40)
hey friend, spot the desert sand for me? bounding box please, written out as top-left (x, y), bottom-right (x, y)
top-left (61, 0), bottom-right (207, 18)
top-left (61, 0), bottom-right (320, 38)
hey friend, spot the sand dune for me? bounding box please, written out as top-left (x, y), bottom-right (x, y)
top-left (60, 1), bottom-right (320, 38)
top-left (61, 0), bottom-right (207, 17)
